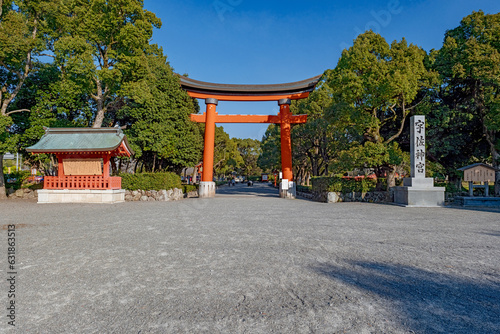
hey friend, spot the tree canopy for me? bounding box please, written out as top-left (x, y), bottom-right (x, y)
top-left (49, 0), bottom-right (162, 128)
top-left (325, 31), bottom-right (437, 188)
top-left (117, 47), bottom-right (203, 174)
top-left (433, 10), bottom-right (500, 193)
top-left (2, 5), bottom-right (500, 199)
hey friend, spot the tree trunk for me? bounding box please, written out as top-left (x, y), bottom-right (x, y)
top-left (192, 166), bottom-right (198, 184)
top-left (493, 151), bottom-right (500, 196)
top-left (0, 155), bottom-right (7, 200)
top-left (386, 165), bottom-right (397, 190)
top-left (375, 167), bottom-right (385, 191)
top-left (134, 159), bottom-right (140, 174)
top-left (92, 78), bottom-right (106, 128)
top-left (110, 157), bottom-right (118, 175)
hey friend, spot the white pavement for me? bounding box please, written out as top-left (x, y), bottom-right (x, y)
top-left (1, 183), bottom-right (499, 333)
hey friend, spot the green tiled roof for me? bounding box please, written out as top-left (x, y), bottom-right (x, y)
top-left (26, 127), bottom-right (133, 154)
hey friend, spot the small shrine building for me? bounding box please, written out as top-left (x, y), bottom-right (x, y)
top-left (26, 127), bottom-right (133, 203)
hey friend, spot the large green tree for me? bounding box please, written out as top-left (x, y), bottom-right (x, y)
top-left (258, 124), bottom-right (281, 173)
top-left (233, 138), bottom-right (262, 178)
top-left (213, 126), bottom-right (242, 179)
top-left (0, 0), bottom-right (52, 198)
top-left (291, 77), bottom-right (357, 183)
top-left (10, 62), bottom-right (83, 175)
top-left (327, 31), bottom-right (437, 189)
top-left (433, 11), bottom-right (500, 194)
top-left (118, 47), bottom-right (203, 174)
top-left (49, 0), bottom-right (161, 128)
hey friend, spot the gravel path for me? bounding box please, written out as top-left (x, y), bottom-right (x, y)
top-left (1, 183), bottom-right (499, 333)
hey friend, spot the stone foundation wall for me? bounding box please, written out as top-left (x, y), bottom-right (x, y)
top-left (7, 188), bottom-right (199, 201)
top-left (297, 190), bottom-right (393, 203)
top-left (124, 188), bottom-right (198, 201)
top-left (8, 188), bottom-right (38, 200)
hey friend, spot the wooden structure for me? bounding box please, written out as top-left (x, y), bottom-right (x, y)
top-left (458, 163), bottom-right (496, 197)
top-left (26, 127), bottom-right (133, 190)
top-left (178, 74), bottom-right (321, 198)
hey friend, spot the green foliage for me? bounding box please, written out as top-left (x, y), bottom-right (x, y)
top-left (291, 79), bottom-right (352, 177)
top-left (233, 138), bottom-right (262, 177)
top-left (296, 185), bottom-right (312, 193)
top-left (119, 47), bottom-right (203, 173)
top-left (258, 124), bottom-right (281, 173)
top-left (3, 170), bottom-right (31, 191)
top-left (435, 182), bottom-right (461, 194)
top-left (0, 115), bottom-right (17, 155)
top-left (213, 126), bottom-right (242, 177)
top-left (325, 31), bottom-right (436, 188)
top-left (432, 10), bottom-right (500, 193)
top-left (121, 172), bottom-right (181, 191)
top-left (312, 176), bottom-right (378, 194)
top-left (48, 0), bottom-right (162, 127)
top-left (182, 184), bottom-right (198, 193)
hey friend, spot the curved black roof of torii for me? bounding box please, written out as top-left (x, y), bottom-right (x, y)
top-left (177, 74), bottom-right (322, 97)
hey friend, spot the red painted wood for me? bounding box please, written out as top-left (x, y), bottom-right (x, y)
top-left (44, 176), bottom-right (122, 190)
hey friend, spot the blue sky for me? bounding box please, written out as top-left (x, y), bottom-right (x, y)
top-left (143, 0), bottom-right (500, 140)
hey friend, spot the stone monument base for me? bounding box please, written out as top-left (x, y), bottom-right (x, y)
top-left (37, 189), bottom-right (125, 204)
top-left (456, 196), bottom-right (500, 207)
top-left (393, 178), bottom-right (445, 207)
top-left (280, 180), bottom-right (296, 199)
top-left (199, 181), bottom-right (216, 198)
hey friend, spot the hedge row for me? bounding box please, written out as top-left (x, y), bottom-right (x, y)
top-left (182, 184), bottom-right (198, 193)
top-left (296, 185), bottom-right (312, 193)
top-left (121, 172), bottom-right (182, 191)
top-left (311, 177), bottom-right (378, 194)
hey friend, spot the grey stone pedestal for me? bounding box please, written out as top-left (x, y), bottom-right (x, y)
top-left (280, 180), bottom-right (296, 199)
top-left (199, 181), bottom-right (216, 198)
top-left (393, 178), bottom-right (445, 207)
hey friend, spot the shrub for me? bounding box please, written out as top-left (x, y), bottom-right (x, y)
top-left (121, 172), bottom-right (182, 191)
top-left (3, 170), bottom-right (31, 191)
top-left (182, 184), bottom-right (198, 193)
top-left (435, 181), bottom-right (465, 194)
top-left (312, 176), bottom-right (378, 194)
top-left (296, 185), bottom-right (312, 193)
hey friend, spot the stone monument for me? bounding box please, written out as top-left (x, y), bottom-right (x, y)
top-left (393, 116), bottom-right (445, 207)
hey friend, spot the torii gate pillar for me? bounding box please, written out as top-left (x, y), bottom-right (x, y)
top-left (278, 98), bottom-right (295, 199)
top-left (199, 98), bottom-right (218, 198)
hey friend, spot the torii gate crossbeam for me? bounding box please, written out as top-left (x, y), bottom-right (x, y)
top-left (179, 74), bottom-right (322, 198)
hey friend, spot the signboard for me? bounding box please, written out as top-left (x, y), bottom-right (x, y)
top-left (63, 159), bottom-right (102, 176)
top-left (410, 116), bottom-right (426, 178)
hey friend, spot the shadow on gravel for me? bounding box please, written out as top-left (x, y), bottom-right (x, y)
top-left (478, 230), bottom-right (500, 237)
top-left (444, 205), bottom-right (500, 214)
top-left (312, 261), bottom-right (500, 333)
top-left (216, 183), bottom-right (279, 198)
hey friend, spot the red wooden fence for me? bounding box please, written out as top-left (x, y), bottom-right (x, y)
top-left (44, 176), bottom-right (121, 190)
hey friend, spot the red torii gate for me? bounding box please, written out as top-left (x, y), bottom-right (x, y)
top-left (179, 75), bottom-right (321, 198)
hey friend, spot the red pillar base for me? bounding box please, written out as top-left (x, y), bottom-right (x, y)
top-left (279, 180), bottom-right (296, 199)
top-left (199, 181), bottom-right (216, 198)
